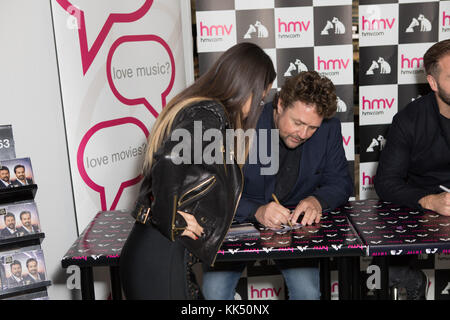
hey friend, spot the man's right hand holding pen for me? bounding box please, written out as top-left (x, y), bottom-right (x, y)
top-left (254, 201), bottom-right (292, 229)
top-left (254, 195), bottom-right (323, 229)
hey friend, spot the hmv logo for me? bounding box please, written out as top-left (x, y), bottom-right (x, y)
top-left (362, 96), bottom-right (395, 110)
top-left (361, 16), bottom-right (395, 31)
top-left (362, 172), bottom-right (375, 186)
top-left (250, 285), bottom-right (282, 299)
top-left (278, 18), bottom-right (310, 33)
top-left (342, 135), bottom-right (351, 147)
top-left (199, 22), bottom-right (233, 37)
top-left (317, 56), bottom-right (350, 70)
top-left (401, 54), bottom-right (423, 69)
top-left (443, 11), bottom-right (450, 28)
top-left (400, 54), bottom-right (424, 76)
top-left (331, 282), bottom-right (339, 299)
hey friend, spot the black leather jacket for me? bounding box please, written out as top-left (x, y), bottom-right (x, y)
top-left (132, 100), bottom-right (243, 266)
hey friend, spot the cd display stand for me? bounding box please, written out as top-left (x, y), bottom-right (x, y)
top-left (0, 125), bottom-right (51, 300)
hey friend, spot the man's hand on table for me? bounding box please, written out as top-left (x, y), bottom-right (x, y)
top-left (291, 196), bottom-right (323, 226)
top-left (419, 192), bottom-right (450, 216)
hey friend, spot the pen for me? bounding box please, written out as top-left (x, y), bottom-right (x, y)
top-left (440, 185), bottom-right (450, 193)
top-left (271, 193), bottom-right (293, 228)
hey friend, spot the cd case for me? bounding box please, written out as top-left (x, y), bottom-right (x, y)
top-left (266, 223), bottom-right (302, 232)
top-left (0, 157), bottom-right (35, 189)
top-left (225, 223), bottom-right (260, 240)
top-left (0, 201), bottom-right (41, 240)
top-left (0, 248), bottom-right (47, 291)
top-left (4, 290), bottom-right (49, 300)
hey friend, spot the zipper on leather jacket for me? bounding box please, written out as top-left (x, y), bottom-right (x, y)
top-left (171, 195), bottom-right (182, 241)
top-left (221, 144), bottom-right (228, 176)
top-left (210, 164), bottom-right (244, 267)
top-left (178, 176), bottom-right (217, 207)
top-left (172, 177), bottom-right (216, 241)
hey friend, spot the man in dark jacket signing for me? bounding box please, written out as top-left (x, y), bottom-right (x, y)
top-left (202, 71), bottom-right (353, 300)
top-left (374, 39), bottom-right (450, 216)
top-left (373, 39), bottom-right (450, 300)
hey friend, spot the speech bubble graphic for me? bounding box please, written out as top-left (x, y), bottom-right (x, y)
top-left (56, 0), bottom-right (153, 75)
top-left (106, 34), bottom-right (175, 118)
top-left (77, 117), bottom-right (149, 211)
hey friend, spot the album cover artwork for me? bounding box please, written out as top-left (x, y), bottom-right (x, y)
top-left (0, 249), bottom-right (47, 291)
top-left (226, 223), bottom-right (261, 240)
top-left (0, 201), bottom-right (41, 240)
top-left (0, 157), bottom-right (35, 190)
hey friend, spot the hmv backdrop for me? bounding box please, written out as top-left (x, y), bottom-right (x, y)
top-left (195, 0), bottom-right (354, 301)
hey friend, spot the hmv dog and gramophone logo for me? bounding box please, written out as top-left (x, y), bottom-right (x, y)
top-left (335, 85), bottom-right (354, 123)
top-left (399, 2), bottom-right (438, 44)
top-left (360, 45), bottom-right (397, 86)
top-left (276, 47), bottom-right (314, 87)
top-left (359, 124), bottom-right (390, 164)
top-left (313, 5), bottom-right (352, 46)
top-left (236, 9), bottom-right (275, 49)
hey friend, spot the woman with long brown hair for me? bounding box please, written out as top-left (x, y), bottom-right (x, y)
top-left (119, 42), bottom-right (276, 299)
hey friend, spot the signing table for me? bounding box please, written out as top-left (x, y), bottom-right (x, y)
top-left (344, 199), bottom-right (450, 299)
top-left (218, 208), bottom-right (366, 300)
top-left (61, 199), bottom-right (450, 300)
top-left (61, 210), bottom-right (133, 300)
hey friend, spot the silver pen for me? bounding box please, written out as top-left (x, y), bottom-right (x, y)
top-left (439, 185), bottom-right (450, 193)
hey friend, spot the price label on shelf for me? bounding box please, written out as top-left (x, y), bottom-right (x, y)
top-left (0, 125), bottom-right (16, 161)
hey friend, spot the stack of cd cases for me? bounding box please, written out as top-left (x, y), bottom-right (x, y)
top-left (0, 126), bottom-right (50, 299)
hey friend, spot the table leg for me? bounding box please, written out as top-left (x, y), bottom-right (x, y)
top-left (338, 257), bottom-right (351, 300)
top-left (110, 266), bottom-right (122, 300)
top-left (80, 267), bottom-right (95, 300)
top-left (352, 256), bottom-right (361, 300)
top-left (320, 258), bottom-right (331, 300)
